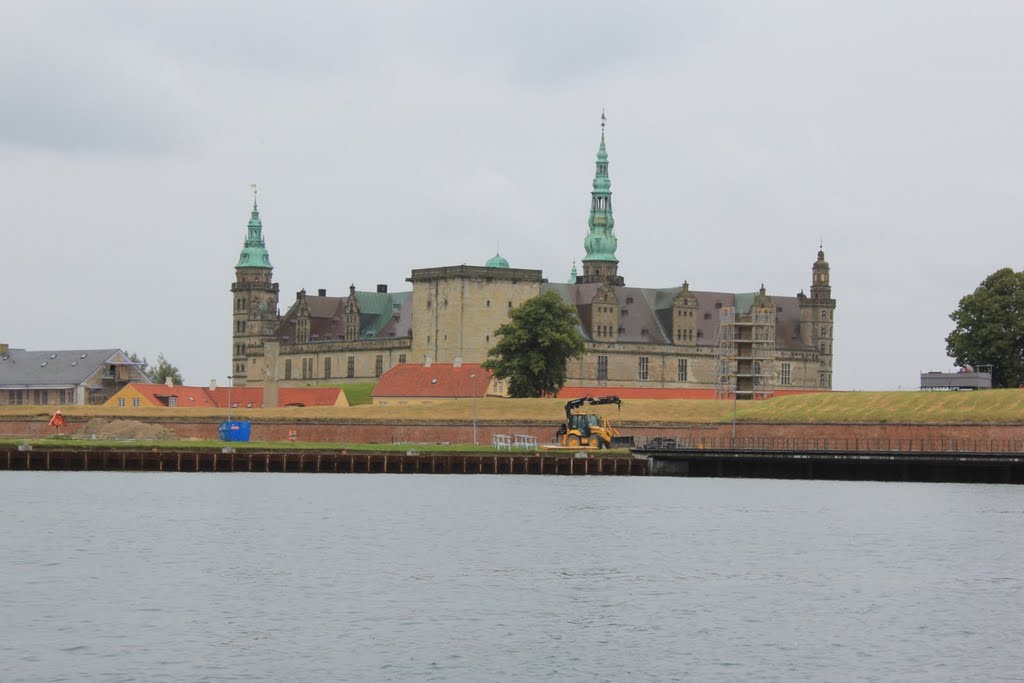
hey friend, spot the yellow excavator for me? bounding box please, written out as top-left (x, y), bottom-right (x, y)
top-left (555, 396), bottom-right (630, 449)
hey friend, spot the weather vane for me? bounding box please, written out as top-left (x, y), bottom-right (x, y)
top-left (601, 109), bottom-right (606, 130)
top-left (251, 183), bottom-right (258, 207)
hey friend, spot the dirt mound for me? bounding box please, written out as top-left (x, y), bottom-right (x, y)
top-left (79, 418), bottom-right (178, 441)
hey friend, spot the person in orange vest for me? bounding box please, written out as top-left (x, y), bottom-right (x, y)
top-left (48, 409), bottom-right (65, 435)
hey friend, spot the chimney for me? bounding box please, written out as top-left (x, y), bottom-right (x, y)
top-left (424, 355), bottom-right (432, 368)
top-left (318, 288), bottom-right (327, 297)
top-left (165, 376), bottom-right (173, 387)
top-left (377, 284), bottom-right (388, 293)
top-left (453, 356), bottom-right (462, 368)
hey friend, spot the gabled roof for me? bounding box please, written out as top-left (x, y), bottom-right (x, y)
top-left (543, 283), bottom-right (813, 351)
top-left (207, 387), bottom-right (344, 408)
top-left (132, 384), bottom-right (218, 407)
top-left (372, 363), bottom-right (492, 398)
top-left (276, 291), bottom-right (413, 343)
top-left (0, 348), bottom-right (145, 388)
top-left (119, 384), bottom-right (345, 408)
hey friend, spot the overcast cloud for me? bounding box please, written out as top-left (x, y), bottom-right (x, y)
top-left (3, 1), bottom-right (1023, 390)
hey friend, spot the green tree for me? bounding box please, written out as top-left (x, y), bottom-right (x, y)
top-left (483, 291), bottom-right (586, 397)
top-left (128, 352), bottom-right (150, 377)
top-left (129, 352), bottom-right (184, 385)
top-left (149, 354), bottom-right (184, 385)
top-left (946, 267), bottom-right (1024, 388)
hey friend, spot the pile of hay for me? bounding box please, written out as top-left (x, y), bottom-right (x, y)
top-left (79, 418), bottom-right (177, 441)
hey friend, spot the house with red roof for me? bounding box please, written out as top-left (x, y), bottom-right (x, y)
top-left (371, 363), bottom-right (495, 405)
top-left (105, 383), bottom-right (348, 408)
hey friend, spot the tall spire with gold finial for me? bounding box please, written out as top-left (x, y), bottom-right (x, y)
top-left (578, 110), bottom-right (623, 286)
top-left (237, 183), bottom-right (272, 268)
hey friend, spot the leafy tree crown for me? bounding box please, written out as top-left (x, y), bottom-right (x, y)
top-left (482, 291), bottom-right (586, 397)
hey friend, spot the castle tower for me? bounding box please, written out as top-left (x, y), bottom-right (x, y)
top-left (578, 112), bottom-right (624, 286)
top-left (230, 189), bottom-right (279, 385)
top-left (798, 248), bottom-right (836, 388)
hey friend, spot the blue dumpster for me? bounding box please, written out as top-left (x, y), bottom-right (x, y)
top-left (217, 420), bottom-right (251, 442)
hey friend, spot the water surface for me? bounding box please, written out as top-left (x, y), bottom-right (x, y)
top-left (1, 473), bottom-right (1022, 681)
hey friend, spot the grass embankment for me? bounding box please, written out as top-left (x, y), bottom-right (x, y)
top-left (339, 382), bottom-right (375, 406)
top-left (0, 436), bottom-right (509, 453)
top-left (2, 389), bottom-right (1023, 425)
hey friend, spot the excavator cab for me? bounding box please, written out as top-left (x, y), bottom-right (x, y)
top-left (557, 396), bottom-right (626, 449)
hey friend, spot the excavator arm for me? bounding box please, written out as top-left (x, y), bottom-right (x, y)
top-left (564, 396), bottom-right (621, 421)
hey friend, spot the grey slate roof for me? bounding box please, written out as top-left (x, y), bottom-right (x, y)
top-left (277, 291), bottom-right (413, 343)
top-left (542, 283), bottom-right (813, 351)
top-left (0, 349), bottom-right (138, 388)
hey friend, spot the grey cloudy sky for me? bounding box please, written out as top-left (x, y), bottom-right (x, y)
top-left (3, 1), bottom-right (1023, 390)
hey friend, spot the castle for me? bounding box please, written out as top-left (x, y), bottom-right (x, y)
top-left (231, 122), bottom-right (835, 398)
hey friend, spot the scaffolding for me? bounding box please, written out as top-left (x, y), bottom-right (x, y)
top-left (715, 304), bottom-right (776, 400)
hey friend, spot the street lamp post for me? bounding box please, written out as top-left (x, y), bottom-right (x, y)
top-left (732, 392), bottom-right (737, 440)
top-left (470, 373), bottom-right (478, 445)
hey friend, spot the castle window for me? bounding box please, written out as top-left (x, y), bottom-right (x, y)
top-left (347, 356), bottom-right (355, 378)
top-left (427, 298), bottom-right (432, 309)
top-left (167, 397), bottom-right (176, 407)
top-left (821, 310), bottom-right (827, 320)
top-left (781, 362), bottom-right (791, 386)
top-left (284, 359), bottom-right (292, 380)
top-left (399, 354), bottom-right (407, 364)
top-left (324, 357), bottom-right (332, 379)
top-left (597, 355), bottom-right (608, 381)
top-left (638, 356), bottom-right (649, 381)
top-left (677, 358), bottom-right (688, 382)
top-left (508, 301), bottom-right (512, 308)
top-left (375, 355), bottom-right (384, 378)
top-left (820, 373), bottom-right (827, 387)
top-left (485, 335), bottom-right (490, 343)
top-left (486, 300), bottom-right (491, 307)
top-left (132, 397), bottom-right (140, 407)
top-left (117, 398), bottom-right (125, 407)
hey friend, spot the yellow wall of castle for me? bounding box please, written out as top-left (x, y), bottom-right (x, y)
top-left (410, 277), bottom-right (541, 364)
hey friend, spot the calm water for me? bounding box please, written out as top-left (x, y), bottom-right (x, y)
top-left (1, 473), bottom-right (1022, 682)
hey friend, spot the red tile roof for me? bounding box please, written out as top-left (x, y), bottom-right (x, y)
top-left (557, 387), bottom-right (827, 400)
top-left (557, 387), bottom-right (718, 400)
top-left (207, 387), bottom-right (343, 408)
top-left (130, 384), bottom-right (219, 407)
top-left (372, 363), bottom-right (492, 398)
top-left (124, 384), bottom-right (342, 408)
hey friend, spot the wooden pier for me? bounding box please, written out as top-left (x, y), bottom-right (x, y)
top-left (0, 446), bottom-right (647, 476)
top-left (638, 436), bottom-right (1024, 484)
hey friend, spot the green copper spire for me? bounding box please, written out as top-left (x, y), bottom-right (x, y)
top-left (236, 186), bottom-right (272, 269)
top-left (568, 261), bottom-right (578, 284)
top-left (583, 111), bottom-right (617, 263)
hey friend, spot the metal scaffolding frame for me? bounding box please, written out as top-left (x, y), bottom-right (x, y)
top-left (715, 304), bottom-right (776, 400)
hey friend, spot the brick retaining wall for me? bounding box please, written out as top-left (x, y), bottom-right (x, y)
top-left (4, 417), bottom-right (1024, 447)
